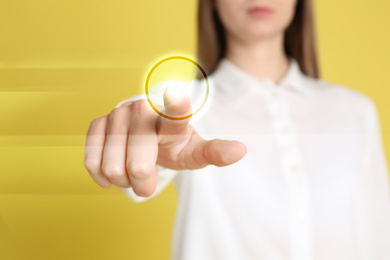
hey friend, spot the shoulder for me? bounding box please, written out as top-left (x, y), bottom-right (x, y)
top-left (305, 76), bottom-right (377, 114)
top-left (302, 76), bottom-right (380, 134)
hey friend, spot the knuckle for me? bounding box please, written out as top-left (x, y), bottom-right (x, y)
top-left (102, 164), bottom-right (125, 179)
top-left (84, 158), bottom-right (100, 172)
top-left (90, 116), bottom-right (106, 126)
top-left (131, 100), bottom-right (150, 116)
top-left (127, 162), bottom-right (153, 180)
top-left (109, 107), bottom-right (127, 120)
top-left (88, 116), bottom-right (107, 133)
top-left (119, 101), bottom-right (133, 107)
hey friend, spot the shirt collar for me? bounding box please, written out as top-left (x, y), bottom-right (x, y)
top-left (211, 56), bottom-right (312, 98)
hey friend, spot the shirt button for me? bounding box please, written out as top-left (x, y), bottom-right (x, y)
top-left (282, 126), bottom-right (290, 134)
top-left (290, 164), bottom-right (300, 173)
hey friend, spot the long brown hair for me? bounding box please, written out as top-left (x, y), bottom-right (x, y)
top-left (197, 0), bottom-right (320, 78)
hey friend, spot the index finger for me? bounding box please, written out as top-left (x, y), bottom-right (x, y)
top-left (157, 85), bottom-right (193, 136)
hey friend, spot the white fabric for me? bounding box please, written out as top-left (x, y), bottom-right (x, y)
top-left (116, 57), bottom-right (390, 260)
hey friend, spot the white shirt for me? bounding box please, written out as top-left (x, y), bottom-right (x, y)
top-left (115, 57), bottom-right (390, 260)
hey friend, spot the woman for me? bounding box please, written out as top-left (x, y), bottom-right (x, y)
top-left (84, 0), bottom-right (390, 259)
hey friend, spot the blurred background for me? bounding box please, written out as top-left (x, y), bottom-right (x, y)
top-left (0, 0), bottom-right (389, 259)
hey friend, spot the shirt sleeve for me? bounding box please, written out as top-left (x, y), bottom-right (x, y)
top-left (114, 95), bottom-right (179, 203)
top-left (360, 98), bottom-right (390, 258)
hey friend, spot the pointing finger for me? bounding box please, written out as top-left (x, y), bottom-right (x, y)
top-left (157, 85), bottom-right (193, 137)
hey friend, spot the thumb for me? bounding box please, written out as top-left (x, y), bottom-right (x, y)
top-left (158, 84), bottom-right (193, 136)
top-left (196, 139), bottom-right (247, 167)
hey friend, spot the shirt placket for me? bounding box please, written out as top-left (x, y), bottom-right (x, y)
top-left (265, 85), bottom-right (312, 260)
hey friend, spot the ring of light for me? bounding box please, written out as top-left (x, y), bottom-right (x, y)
top-left (145, 56), bottom-right (209, 120)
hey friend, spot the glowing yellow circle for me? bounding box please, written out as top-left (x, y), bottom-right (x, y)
top-left (145, 56), bottom-right (209, 120)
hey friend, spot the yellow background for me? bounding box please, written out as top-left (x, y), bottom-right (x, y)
top-left (0, 0), bottom-right (389, 259)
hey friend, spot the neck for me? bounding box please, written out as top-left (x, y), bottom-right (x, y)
top-left (225, 33), bottom-right (290, 85)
